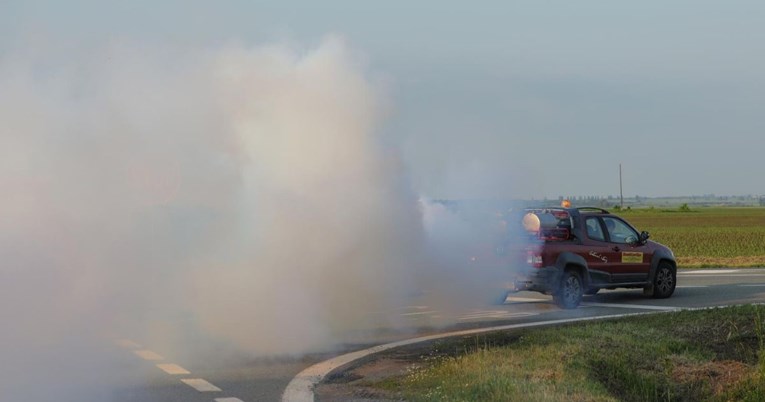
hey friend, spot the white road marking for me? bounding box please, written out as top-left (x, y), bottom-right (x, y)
top-left (115, 339), bottom-right (142, 349)
top-left (401, 311), bottom-right (438, 316)
top-left (739, 284), bottom-right (765, 287)
top-left (181, 378), bottom-right (221, 392)
top-left (134, 350), bottom-right (164, 361)
top-left (681, 269), bottom-right (740, 274)
top-left (459, 310), bottom-right (510, 316)
top-left (506, 296), bottom-right (547, 303)
top-left (581, 302), bottom-right (678, 311)
top-left (215, 398), bottom-right (244, 402)
top-left (676, 285), bottom-right (709, 288)
top-left (682, 274), bottom-right (765, 277)
top-left (156, 363), bottom-right (191, 375)
top-left (458, 312), bottom-right (537, 321)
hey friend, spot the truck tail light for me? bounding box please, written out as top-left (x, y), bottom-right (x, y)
top-left (526, 250), bottom-right (543, 268)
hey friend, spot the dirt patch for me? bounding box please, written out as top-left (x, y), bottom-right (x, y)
top-left (316, 332), bottom-right (524, 401)
top-left (352, 357), bottom-right (422, 382)
top-left (315, 383), bottom-right (402, 402)
top-left (671, 357), bottom-right (751, 395)
top-left (316, 357), bottom-right (417, 401)
top-left (662, 309), bottom-right (761, 365)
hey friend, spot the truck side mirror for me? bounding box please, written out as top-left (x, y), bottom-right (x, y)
top-left (639, 231), bottom-right (650, 244)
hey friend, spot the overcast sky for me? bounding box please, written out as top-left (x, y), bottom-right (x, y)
top-left (3, 1), bottom-right (764, 199)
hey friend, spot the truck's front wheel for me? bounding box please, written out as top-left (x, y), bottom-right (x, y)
top-left (651, 262), bottom-right (676, 299)
top-left (553, 270), bottom-right (583, 309)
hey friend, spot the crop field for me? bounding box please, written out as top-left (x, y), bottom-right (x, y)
top-left (614, 207), bottom-right (765, 268)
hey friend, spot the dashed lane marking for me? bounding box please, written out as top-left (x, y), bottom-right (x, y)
top-left (156, 363), bottom-right (191, 375)
top-left (134, 350), bottom-right (164, 361)
top-left (581, 302), bottom-right (678, 311)
top-left (120, 339), bottom-right (243, 400)
top-left (181, 378), bottom-right (222, 392)
top-left (676, 285), bottom-right (709, 288)
top-left (115, 339), bottom-right (142, 349)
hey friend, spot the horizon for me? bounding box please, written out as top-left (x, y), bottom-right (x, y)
top-left (434, 193), bottom-right (765, 201)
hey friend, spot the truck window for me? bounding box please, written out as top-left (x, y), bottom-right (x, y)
top-left (603, 217), bottom-right (639, 244)
top-left (585, 217), bottom-right (605, 241)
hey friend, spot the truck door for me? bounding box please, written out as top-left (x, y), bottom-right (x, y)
top-left (581, 216), bottom-right (614, 285)
top-left (602, 216), bottom-right (651, 283)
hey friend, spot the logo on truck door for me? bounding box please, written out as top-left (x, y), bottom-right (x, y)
top-left (589, 251), bottom-right (608, 263)
top-left (621, 252), bottom-right (644, 263)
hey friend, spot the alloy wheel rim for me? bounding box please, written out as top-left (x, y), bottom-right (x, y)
top-left (565, 276), bottom-right (581, 303)
top-left (657, 268), bottom-right (673, 293)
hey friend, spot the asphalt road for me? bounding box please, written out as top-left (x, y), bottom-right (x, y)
top-left (107, 268), bottom-right (765, 402)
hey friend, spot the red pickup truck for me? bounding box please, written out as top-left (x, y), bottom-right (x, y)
top-left (507, 207), bottom-right (677, 309)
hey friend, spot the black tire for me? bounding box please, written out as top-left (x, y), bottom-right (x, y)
top-left (651, 261), bottom-right (676, 299)
top-left (585, 288), bottom-right (600, 296)
top-left (553, 270), bottom-right (584, 309)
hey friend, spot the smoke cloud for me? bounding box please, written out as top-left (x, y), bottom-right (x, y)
top-left (0, 36), bottom-right (518, 400)
top-left (188, 37), bottom-right (425, 353)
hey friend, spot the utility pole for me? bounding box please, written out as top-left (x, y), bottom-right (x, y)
top-left (619, 163), bottom-right (624, 209)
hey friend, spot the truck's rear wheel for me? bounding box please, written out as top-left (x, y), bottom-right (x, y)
top-left (553, 270), bottom-right (583, 309)
top-left (494, 291), bottom-right (509, 305)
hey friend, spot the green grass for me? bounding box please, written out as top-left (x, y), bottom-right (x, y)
top-left (370, 305), bottom-right (765, 402)
top-left (613, 207), bottom-right (765, 268)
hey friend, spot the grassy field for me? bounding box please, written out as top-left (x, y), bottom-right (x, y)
top-left (369, 305), bottom-right (765, 402)
top-left (612, 207), bottom-right (765, 268)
